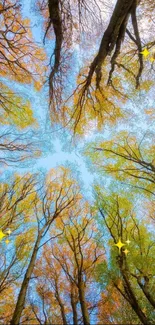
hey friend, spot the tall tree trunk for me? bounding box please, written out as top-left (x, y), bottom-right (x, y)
top-left (122, 271), bottom-right (151, 325)
top-left (118, 257), bottom-right (152, 325)
top-left (70, 285), bottom-right (78, 325)
top-left (137, 277), bottom-right (155, 309)
top-left (78, 281), bottom-right (90, 325)
top-left (10, 234), bottom-right (42, 325)
top-left (84, 0), bottom-right (135, 89)
top-left (55, 283), bottom-right (68, 325)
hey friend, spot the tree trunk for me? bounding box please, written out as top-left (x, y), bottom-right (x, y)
top-left (85, 0), bottom-right (135, 89)
top-left (137, 277), bottom-right (155, 309)
top-left (58, 300), bottom-right (68, 325)
top-left (10, 234), bottom-right (42, 325)
top-left (70, 290), bottom-right (78, 325)
top-left (78, 281), bottom-right (90, 325)
top-left (118, 257), bottom-right (152, 325)
top-left (122, 271), bottom-right (151, 325)
top-left (55, 283), bottom-right (68, 325)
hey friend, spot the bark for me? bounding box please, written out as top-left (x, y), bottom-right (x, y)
top-left (10, 234), bottom-right (42, 325)
top-left (55, 283), bottom-right (68, 325)
top-left (131, 2), bottom-right (143, 87)
top-left (137, 277), bottom-right (155, 309)
top-left (122, 272), bottom-right (150, 324)
top-left (107, 10), bottom-right (130, 85)
top-left (83, 0), bottom-right (135, 90)
top-left (70, 284), bottom-right (78, 325)
top-left (118, 256), bottom-right (152, 325)
top-left (45, 0), bottom-right (63, 97)
top-left (78, 280), bottom-right (90, 325)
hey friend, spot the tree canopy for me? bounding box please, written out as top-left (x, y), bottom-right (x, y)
top-left (0, 0), bottom-right (155, 324)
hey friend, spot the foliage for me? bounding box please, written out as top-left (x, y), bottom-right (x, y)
top-left (0, 0), bottom-right (155, 324)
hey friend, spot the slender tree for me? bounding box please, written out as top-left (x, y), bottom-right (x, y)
top-left (10, 167), bottom-right (81, 325)
top-left (96, 191), bottom-right (155, 324)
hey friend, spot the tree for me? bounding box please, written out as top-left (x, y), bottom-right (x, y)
top-left (38, 0), bottom-right (102, 110)
top-left (86, 131), bottom-right (155, 197)
top-left (0, 173), bottom-right (38, 324)
top-left (95, 190), bottom-right (155, 324)
top-left (38, 0), bottom-right (155, 134)
top-left (0, 129), bottom-right (42, 166)
top-left (10, 167), bottom-right (81, 325)
top-left (0, 173), bottom-right (38, 231)
top-left (0, 1), bottom-right (154, 323)
top-left (97, 285), bottom-right (138, 324)
top-left (0, 0), bottom-right (46, 164)
top-left (0, 0), bottom-right (45, 87)
top-left (30, 203), bottom-right (104, 325)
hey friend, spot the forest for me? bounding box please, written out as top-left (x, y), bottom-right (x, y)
top-left (0, 0), bottom-right (155, 324)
